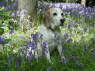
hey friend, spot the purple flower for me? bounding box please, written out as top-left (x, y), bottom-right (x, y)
top-left (54, 34), bottom-right (60, 39)
top-left (0, 2), bottom-right (5, 6)
top-left (26, 41), bottom-right (37, 49)
top-left (83, 44), bottom-right (89, 52)
top-left (3, 0), bottom-right (18, 11)
top-left (31, 33), bottom-right (39, 40)
top-left (66, 39), bottom-right (72, 43)
top-left (62, 58), bottom-right (68, 63)
top-left (64, 33), bottom-right (71, 40)
top-left (74, 60), bottom-right (81, 66)
top-left (27, 50), bottom-right (35, 60)
top-left (28, 51), bottom-right (33, 57)
top-left (46, 66), bottom-right (54, 71)
top-left (16, 58), bottom-right (21, 69)
top-left (3, 1), bottom-right (95, 18)
top-left (0, 37), bottom-right (4, 44)
top-left (69, 56), bottom-right (77, 59)
top-left (42, 41), bottom-right (49, 53)
top-left (31, 33), bottom-right (43, 41)
top-left (68, 24), bottom-right (78, 28)
top-left (64, 33), bottom-right (69, 38)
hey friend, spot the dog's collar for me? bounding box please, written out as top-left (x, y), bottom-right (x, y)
top-left (47, 27), bottom-right (55, 32)
top-left (47, 26), bottom-right (61, 33)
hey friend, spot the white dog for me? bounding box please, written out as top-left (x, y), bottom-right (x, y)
top-left (26, 7), bottom-right (65, 63)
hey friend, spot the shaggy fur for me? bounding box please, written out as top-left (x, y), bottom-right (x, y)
top-left (37, 7), bottom-right (65, 62)
top-left (26, 7), bottom-right (65, 63)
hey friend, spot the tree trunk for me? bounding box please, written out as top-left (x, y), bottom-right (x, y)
top-left (81, 0), bottom-right (86, 6)
top-left (66, 0), bottom-right (77, 3)
top-left (18, 0), bottom-right (37, 16)
top-left (18, 0), bottom-right (37, 32)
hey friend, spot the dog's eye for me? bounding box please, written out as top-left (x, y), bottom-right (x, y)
top-left (61, 13), bottom-right (64, 16)
top-left (53, 13), bottom-right (57, 16)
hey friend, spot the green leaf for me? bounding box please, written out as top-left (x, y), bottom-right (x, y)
top-left (0, 7), bottom-right (4, 11)
top-left (0, 28), bottom-right (4, 35)
top-left (3, 39), bottom-right (11, 44)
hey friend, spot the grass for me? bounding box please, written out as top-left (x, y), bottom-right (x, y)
top-left (0, 9), bottom-right (95, 71)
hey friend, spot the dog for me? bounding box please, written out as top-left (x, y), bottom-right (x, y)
top-left (26, 7), bottom-right (65, 63)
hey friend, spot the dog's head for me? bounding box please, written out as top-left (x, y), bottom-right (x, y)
top-left (43, 7), bottom-right (65, 29)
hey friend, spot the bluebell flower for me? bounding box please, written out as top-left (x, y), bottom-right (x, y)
top-left (68, 23), bottom-right (78, 28)
top-left (3, 0), bottom-right (18, 11)
top-left (26, 41), bottom-right (37, 49)
top-left (69, 56), bottom-right (77, 59)
top-left (3, 1), bottom-right (95, 18)
top-left (26, 50), bottom-right (35, 60)
top-left (31, 33), bottom-right (39, 40)
top-left (46, 66), bottom-right (54, 71)
top-left (0, 37), bottom-right (4, 44)
top-left (42, 41), bottom-right (49, 53)
top-left (66, 38), bottom-right (72, 43)
top-left (64, 33), bottom-right (69, 39)
top-left (31, 33), bottom-right (43, 41)
top-left (62, 58), bottom-right (68, 63)
top-left (83, 44), bottom-right (89, 52)
top-left (0, 2), bottom-right (5, 6)
top-left (16, 58), bottom-right (21, 69)
top-left (28, 51), bottom-right (33, 57)
top-left (54, 34), bottom-right (60, 39)
top-left (74, 60), bottom-right (82, 66)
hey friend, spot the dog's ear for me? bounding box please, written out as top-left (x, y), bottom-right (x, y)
top-left (43, 9), bottom-right (51, 27)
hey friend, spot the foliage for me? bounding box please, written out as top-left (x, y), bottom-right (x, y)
top-left (0, 7), bottom-right (19, 48)
top-left (0, 2), bottom-right (95, 71)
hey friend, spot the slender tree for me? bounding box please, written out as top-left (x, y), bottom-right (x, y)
top-left (81, 0), bottom-right (86, 6)
top-left (18, 0), bottom-right (37, 32)
top-left (66, 0), bottom-right (77, 3)
top-left (18, 0), bottom-right (37, 17)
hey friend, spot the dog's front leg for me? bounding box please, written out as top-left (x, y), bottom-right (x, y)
top-left (45, 48), bottom-right (51, 62)
top-left (42, 41), bottom-right (51, 62)
top-left (57, 46), bottom-right (65, 63)
top-left (43, 41), bottom-right (51, 62)
top-left (37, 42), bottom-right (43, 57)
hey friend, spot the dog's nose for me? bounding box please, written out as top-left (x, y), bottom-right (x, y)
top-left (60, 18), bottom-right (65, 24)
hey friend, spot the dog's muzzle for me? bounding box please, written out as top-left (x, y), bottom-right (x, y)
top-left (60, 18), bottom-right (65, 26)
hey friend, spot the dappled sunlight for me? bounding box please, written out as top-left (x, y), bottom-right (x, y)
top-left (0, 0), bottom-right (95, 71)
